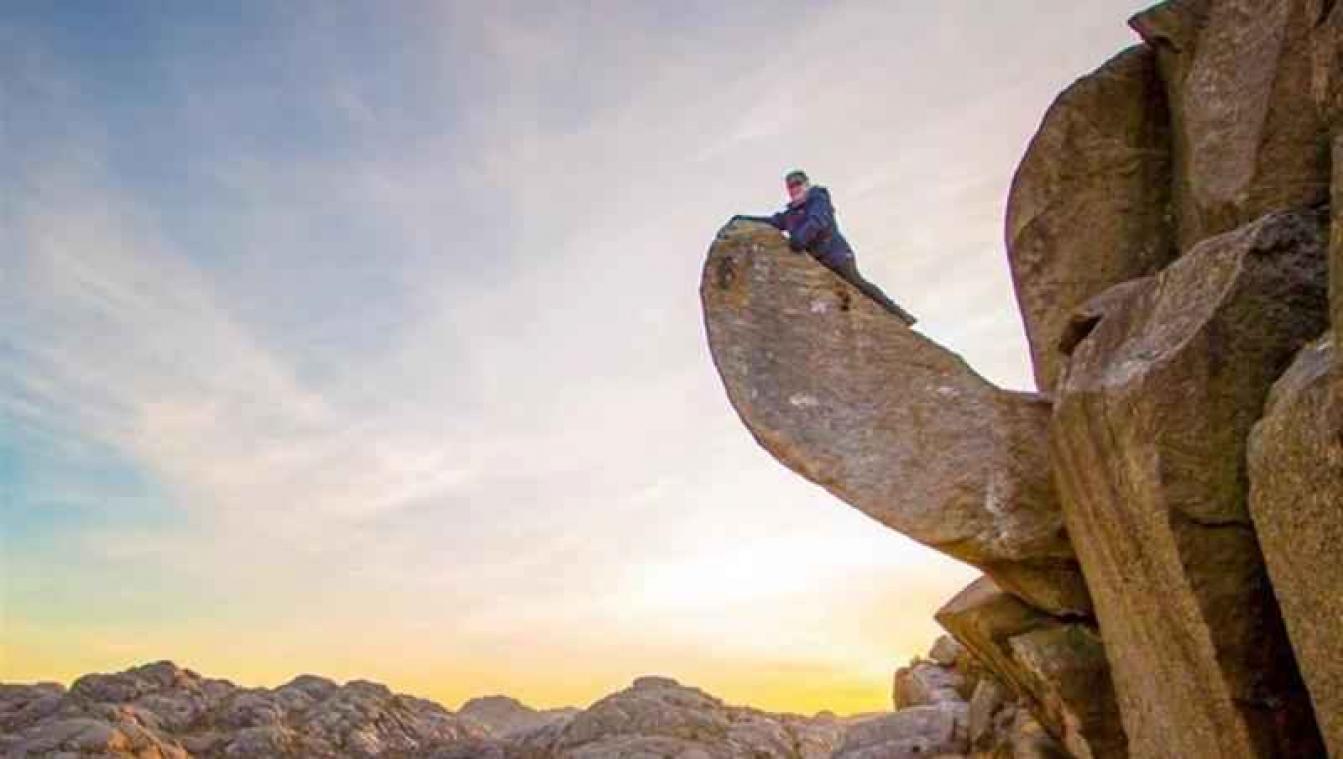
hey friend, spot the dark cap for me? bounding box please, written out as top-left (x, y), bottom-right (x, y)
top-left (784, 170), bottom-right (809, 185)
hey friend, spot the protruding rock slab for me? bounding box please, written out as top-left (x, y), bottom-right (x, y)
top-left (935, 577), bottom-right (1125, 759)
top-left (1249, 334), bottom-right (1343, 757)
top-left (1006, 44), bottom-right (1175, 393)
top-left (1051, 209), bottom-right (1328, 758)
top-left (1131, 0), bottom-right (1329, 253)
top-left (701, 221), bottom-right (1088, 615)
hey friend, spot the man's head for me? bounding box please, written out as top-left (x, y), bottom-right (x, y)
top-left (785, 170), bottom-right (810, 203)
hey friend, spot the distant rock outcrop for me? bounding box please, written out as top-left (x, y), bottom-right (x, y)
top-left (0, 661), bottom-right (490, 758)
top-left (5, 661), bottom-right (1018, 759)
top-left (458, 695), bottom-right (577, 739)
top-left (701, 221), bottom-right (1089, 616)
top-left (524, 675), bottom-right (846, 759)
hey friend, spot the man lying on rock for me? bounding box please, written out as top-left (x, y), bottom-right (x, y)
top-left (733, 169), bottom-right (917, 326)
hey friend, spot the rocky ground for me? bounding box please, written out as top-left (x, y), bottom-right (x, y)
top-left (0, 637), bottom-right (1051, 758)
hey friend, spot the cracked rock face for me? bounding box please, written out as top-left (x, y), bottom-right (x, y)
top-left (701, 221), bottom-right (1089, 616)
top-left (1248, 334), bottom-right (1343, 757)
top-left (1006, 44), bottom-right (1176, 393)
top-left (1131, 0), bottom-right (1330, 253)
top-left (935, 576), bottom-right (1125, 759)
top-left (1051, 208), bottom-right (1328, 758)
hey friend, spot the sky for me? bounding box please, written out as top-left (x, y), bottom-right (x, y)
top-left (2, 1), bottom-right (1152, 715)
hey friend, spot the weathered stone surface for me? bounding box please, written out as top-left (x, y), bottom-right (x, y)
top-left (458, 695), bottom-right (577, 738)
top-left (7, 663), bottom-right (916, 758)
top-left (935, 577), bottom-right (1125, 759)
top-left (966, 675), bottom-right (1069, 759)
top-left (893, 661), bottom-right (966, 710)
top-left (1006, 44), bottom-right (1175, 393)
top-left (967, 678), bottom-right (1009, 750)
top-left (1051, 208), bottom-right (1328, 757)
top-left (1248, 334), bottom-right (1343, 756)
top-left (1333, 136), bottom-right (1343, 422)
top-left (702, 220), bottom-right (1088, 615)
top-left (928, 635), bottom-right (966, 668)
top-left (0, 661), bottom-right (490, 758)
top-left (540, 675), bottom-right (845, 758)
top-left (836, 703), bottom-right (968, 759)
top-left (1131, 0), bottom-right (1329, 253)
top-left (1309, 0), bottom-right (1343, 131)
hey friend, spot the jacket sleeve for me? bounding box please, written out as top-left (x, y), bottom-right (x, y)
top-left (733, 214), bottom-right (785, 229)
top-left (790, 194), bottom-right (833, 248)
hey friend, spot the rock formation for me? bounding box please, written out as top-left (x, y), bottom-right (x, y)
top-left (935, 578), bottom-right (1124, 759)
top-left (703, 3), bottom-right (1343, 757)
top-left (1248, 335), bottom-right (1343, 756)
top-left (1130, 0), bottom-right (1330, 253)
top-left (458, 695), bottom-right (578, 739)
top-left (1006, 44), bottom-right (1175, 393)
top-left (6, 660), bottom-right (1025, 758)
top-left (892, 658), bottom-right (968, 711)
top-left (889, 635), bottom-right (1071, 759)
top-left (1050, 208), bottom-right (1327, 758)
top-left (0, 661), bottom-right (491, 757)
top-left (701, 221), bottom-right (1089, 616)
top-left (515, 675), bottom-right (846, 759)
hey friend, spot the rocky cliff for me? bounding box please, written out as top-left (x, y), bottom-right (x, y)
top-left (703, 1), bottom-right (1343, 757)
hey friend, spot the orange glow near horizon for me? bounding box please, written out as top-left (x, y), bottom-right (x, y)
top-left (3, 550), bottom-right (976, 715)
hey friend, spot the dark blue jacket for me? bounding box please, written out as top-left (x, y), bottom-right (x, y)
top-left (742, 186), bottom-right (855, 266)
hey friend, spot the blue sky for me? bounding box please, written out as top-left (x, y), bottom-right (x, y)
top-left (2, 1), bottom-right (1151, 712)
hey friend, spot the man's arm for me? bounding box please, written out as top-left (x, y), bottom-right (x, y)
top-left (732, 213), bottom-right (786, 230)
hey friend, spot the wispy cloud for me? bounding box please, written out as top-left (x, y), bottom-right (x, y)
top-left (3, 0), bottom-right (1149, 711)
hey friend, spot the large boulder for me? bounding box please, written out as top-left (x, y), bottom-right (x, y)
top-left (1248, 334), bottom-right (1343, 756)
top-left (935, 577), bottom-right (1125, 759)
top-left (1050, 208), bottom-right (1328, 758)
top-left (1006, 44), bottom-right (1175, 393)
top-left (701, 220), bottom-right (1089, 615)
top-left (1130, 0), bottom-right (1330, 253)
